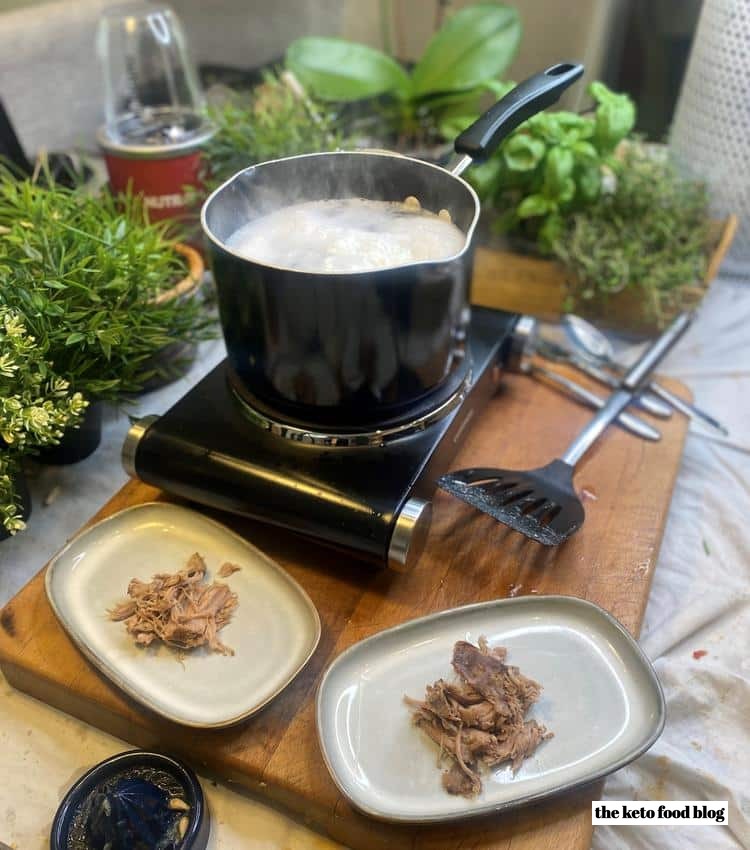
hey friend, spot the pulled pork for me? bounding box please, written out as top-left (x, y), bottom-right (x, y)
top-left (405, 637), bottom-right (552, 797)
top-left (108, 553), bottom-right (239, 655)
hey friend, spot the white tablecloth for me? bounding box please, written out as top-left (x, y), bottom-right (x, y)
top-left (1, 278), bottom-right (748, 850)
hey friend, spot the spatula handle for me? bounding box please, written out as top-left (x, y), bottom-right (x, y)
top-left (561, 313), bottom-right (692, 466)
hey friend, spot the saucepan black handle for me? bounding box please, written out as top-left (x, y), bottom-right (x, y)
top-left (454, 62), bottom-right (584, 163)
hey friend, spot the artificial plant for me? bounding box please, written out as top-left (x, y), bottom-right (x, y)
top-left (0, 168), bottom-right (215, 401)
top-left (0, 307), bottom-right (87, 534)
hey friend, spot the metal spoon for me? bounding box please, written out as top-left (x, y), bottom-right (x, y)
top-left (563, 314), bottom-right (729, 436)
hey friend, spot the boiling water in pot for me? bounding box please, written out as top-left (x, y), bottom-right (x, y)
top-left (224, 197), bottom-right (466, 273)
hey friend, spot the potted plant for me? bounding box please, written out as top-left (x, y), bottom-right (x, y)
top-left (0, 168), bottom-right (215, 463)
top-left (203, 70), bottom-right (342, 190)
top-left (0, 456), bottom-right (29, 539)
top-left (452, 83), bottom-right (735, 333)
top-left (546, 144), bottom-right (735, 331)
top-left (0, 307), bottom-right (87, 537)
top-left (285, 2), bottom-right (521, 155)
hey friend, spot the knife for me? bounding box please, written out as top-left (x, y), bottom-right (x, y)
top-left (521, 361), bottom-right (661, 441)
top-left (562, 312), bottom-right (692, 466)
top-left (535, 337), bottom-right (673, 418)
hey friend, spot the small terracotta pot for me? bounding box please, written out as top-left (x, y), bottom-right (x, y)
top-left (136, 242), bottom-right (207, 394)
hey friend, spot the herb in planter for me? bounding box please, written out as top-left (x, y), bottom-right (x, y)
top-left (0, 307), bottom-right (87, 534)
top-left (463, 81), bottom-right (636, 250)
top-left (551, 145), bottom-right (710, 326)
top-left (0, 169), bottom-right (215, 402)
top-left (204, 71), bottom-right (341, 188)
top-left (285, 3), bottom-right (521, 146)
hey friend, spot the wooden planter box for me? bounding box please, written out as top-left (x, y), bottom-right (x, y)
top-left (471, 215), bottom-right (738, 336)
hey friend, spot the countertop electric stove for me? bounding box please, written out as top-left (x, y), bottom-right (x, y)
top-left (123, 308), bottom-right (528, 571)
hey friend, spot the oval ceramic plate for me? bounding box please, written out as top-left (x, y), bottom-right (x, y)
top-left (46, 502), bottom-right (320, 728)
top-left (317, 595), bottom-right (664, 823)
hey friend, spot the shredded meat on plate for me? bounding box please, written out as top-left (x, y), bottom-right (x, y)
top-left (108, 552), bottom-right (239, 655)
top-left (405, 637), bottom-right (552, 797)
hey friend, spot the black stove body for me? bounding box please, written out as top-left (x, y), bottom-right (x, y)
top-left (123, 308), bottom-right (522, 570)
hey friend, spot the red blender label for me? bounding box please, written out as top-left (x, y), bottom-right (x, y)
top-left (102, 148), bottom-right (204, 223)
top-left (144, 192), bottom-right (190, 211)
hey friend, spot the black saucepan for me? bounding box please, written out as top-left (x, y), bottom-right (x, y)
top-left (202, 62), bottom-right (584, 430)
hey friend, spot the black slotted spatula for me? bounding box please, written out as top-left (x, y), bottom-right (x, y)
top-left (438, 313), bottom-right (692, 545)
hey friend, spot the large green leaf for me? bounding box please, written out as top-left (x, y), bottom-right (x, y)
top-left (410, 3), bottom-right (521, 97)
top-left (286, 37), bottom-right (411, 102)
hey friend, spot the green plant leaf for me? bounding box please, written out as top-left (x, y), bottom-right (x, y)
top-left (572, 141), bottom-right (598, 163)
top-left (517, 193), bottom-right (554, 218)
top-left (410, 3), bottom-right (521, 96)
top-left (558, 177), bottom-right (576, 204)
top-left (589, 81), bottom-right (635, 153)
top-left (22, 244), bottom-right (43, 262)
top-left (466, 157), bottom-right (503, 199)
top-left (503, 134), bottom-right (546, 172)
top-left (438, 113), bottom-right (479, 140)
top-left (538, 213), bottom-right (565, 252)
top-left (482, 79), bottom-right (516, 98)
top-left (576, 164), bottom-right (602, 203)
top-left (286, 37), bottom-right (411, 101)
top-left (543, 147), bottom-right (574, 197)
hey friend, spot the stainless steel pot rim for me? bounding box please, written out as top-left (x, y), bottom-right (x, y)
top-left (200, 150), bottom-right (481, 276)
top-left (231, 366), bottom-right (473, 447)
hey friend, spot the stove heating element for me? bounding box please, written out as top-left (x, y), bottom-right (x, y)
top-left (123, 308), bottom-right (524, 571)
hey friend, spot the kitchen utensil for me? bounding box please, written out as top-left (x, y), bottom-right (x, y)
top-left (535, 337), bottom-right (672, 418)
top-left (50, 751), bottom-right (210, 850)
top-left (96, 4), bottom-right (214, 227)
top-left (521, 362), bottom-right (660, 441)
top-left (438, 313), bottom-right (692, 544)
top-left (563, 313), bottom-right (729, 435)
top-left (124, 309), bottom-right (516, 569)
top-left (46, 502), bottom-right (321, 727)
top-left (317, 596), bottom-right (664, 824)
top-left (202, 62), bottom-right (583, 430)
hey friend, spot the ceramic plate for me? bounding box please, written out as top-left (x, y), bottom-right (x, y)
top-left (46, 502), bottom-right (320, 728)
top-left (317, 595), bottom-right (664, 823)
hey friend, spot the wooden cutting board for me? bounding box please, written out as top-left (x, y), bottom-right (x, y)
top-left (0, 367), bottom-right (690, 850)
